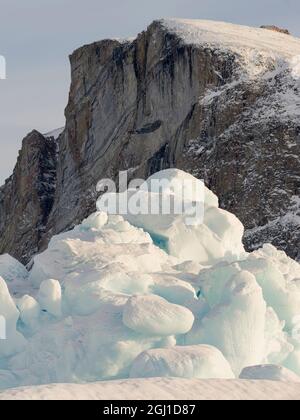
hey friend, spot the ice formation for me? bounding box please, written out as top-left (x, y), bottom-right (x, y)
top-left (0, 169), bottom-right (300, 390)
top-left (37, 280), bottom-right (62, 318)
top-left (0, 254), bottom-right (29, 297)
top-left (0, 277), bottom-right (26, 358)
top-left (186, 271), bottom-right (268, 375)
top-left (123, 295), bottom-right (194, 336)
top-left (97, 169), bottom-right (245, 265)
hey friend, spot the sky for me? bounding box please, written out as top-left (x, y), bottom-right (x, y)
top-left (0, 0), bottom-right (299, 184)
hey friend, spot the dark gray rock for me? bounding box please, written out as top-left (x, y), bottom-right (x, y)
top-left (0, 131), bottom-right (58, 263)
top-left (260, 25), bottom-right (290, 35)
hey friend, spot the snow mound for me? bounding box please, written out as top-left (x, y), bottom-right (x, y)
top-left (130, 345), bottom-right (234, 380)
top-left (240, 365), bottom-right (300, 383)
top-left (1, 169), bottom-right (300, 391)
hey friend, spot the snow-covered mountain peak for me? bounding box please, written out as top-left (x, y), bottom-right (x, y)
top-left (159, 18), bottom-right (300, 59)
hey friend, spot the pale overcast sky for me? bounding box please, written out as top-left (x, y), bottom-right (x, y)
top-left (0, 0), bottom-right (299, 184)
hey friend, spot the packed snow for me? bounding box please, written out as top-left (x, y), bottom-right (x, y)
top-left (0, 169), bottom-right (300, 399)
top-left (2, 377), bottom-right (300, 401)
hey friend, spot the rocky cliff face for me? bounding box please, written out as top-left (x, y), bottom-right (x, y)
top-left (0, 131), bottom-right (58, 263)
top-left (1, 19), bottom-right (300, 263)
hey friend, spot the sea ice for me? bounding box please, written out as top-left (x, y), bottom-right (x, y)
top-left (0, 254), bottom-right (28, 296)
top-left (123, 295), bottom-right (194, 336)
top-left (0, 277), bottom-right (26, 358)
top-left (186, 271), bottom-right (267, 375)
top-left (17, 295), bottom-right (40, 331)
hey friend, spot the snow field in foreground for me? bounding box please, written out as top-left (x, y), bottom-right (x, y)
top-left (1, 377), bottom-right (300, 400)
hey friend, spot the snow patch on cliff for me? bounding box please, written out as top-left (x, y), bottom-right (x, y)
top-left (163, 19), bottom-right (300, 126)
top-left (160, 19), bottom-right (300, 59)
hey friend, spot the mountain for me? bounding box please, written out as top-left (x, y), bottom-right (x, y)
top-left (1, 19), bottom-right (300, 264)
